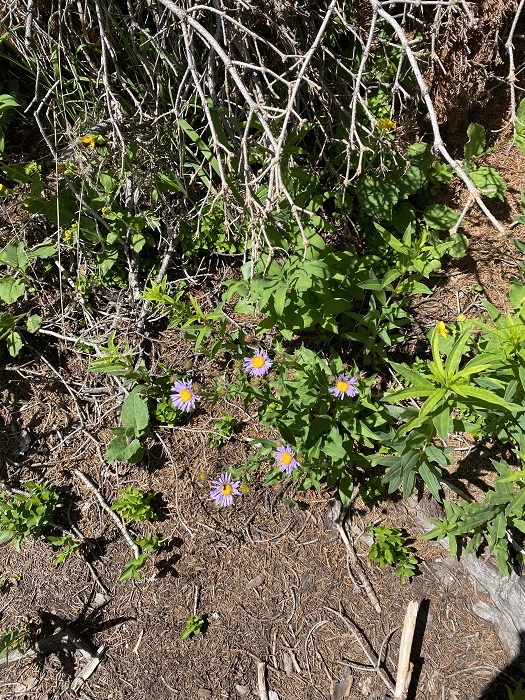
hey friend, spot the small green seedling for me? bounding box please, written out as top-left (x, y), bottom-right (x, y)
top-left (209, 413), bottom-right (237, 447)
top-left (47, 534), bottom-right (80, 563)
top-left (507, 678), bottom-right (525, 700)
top-left (181, 615), bottom-right (205, 639)
top-left (0, 483), bottom-right (60, 550)
top-left (111, 487), bottom-right (157, 522)
top-left (0, 626), bottom-right (26, 662)
top-left (119, 533), bottom-right (165, 582)
top-left (368, 525), bottom-right (418, 584)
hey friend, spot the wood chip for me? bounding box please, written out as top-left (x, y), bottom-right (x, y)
top-left (282, 651), bottom-right (293, 676)
top-left (331, 667), bottom-right (354, 700)
top-left (235, 685), bottom-right (251, 696)
top-left (247, 574), bottom-right (265, 588)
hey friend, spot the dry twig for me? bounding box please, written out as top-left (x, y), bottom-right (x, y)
top-left (336, 520), bottom-right (381, 614)
top-left (326, 607), bottom-right (395, 694)
top-left (257, 660), bottom-right (270, 700)
top-left (394, 600), bottom-right (420, 699)
top-left (73, 469), bottom-right (140, 559)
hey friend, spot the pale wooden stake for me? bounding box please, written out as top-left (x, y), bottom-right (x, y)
top-left (394, 600), bottom-right (420, 699)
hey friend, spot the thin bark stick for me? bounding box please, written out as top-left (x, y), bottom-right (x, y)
top-left (394, 600), bottom-right (420, 699)
top-left (371, 0), bottom-right (504, 234)
top-left (73, 470), bottom-right (140, 559)
top-left (337, 522), bottom-right (381, 614)
top-left (257, 660), bottom-right (269, 700)
top-left (326, 607), bottom-right (395, 694)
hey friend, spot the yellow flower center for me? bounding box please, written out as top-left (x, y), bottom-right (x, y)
top-left (179, 388), bottom-right (193, 402)
top-left (336, 380), bottom-right (349, 393)
top-left (281, 452), bottom-right (293, 466)
top-left (251, 355), bottom-right (265, 369)
top-left (221, 483), bottom-right (233, 496)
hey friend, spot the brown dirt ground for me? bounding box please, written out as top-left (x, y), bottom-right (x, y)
top-left (2, 102), bottom-right (525, 700)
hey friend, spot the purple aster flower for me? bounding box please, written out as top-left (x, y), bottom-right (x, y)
top-left (210, 473), bottom-right (241, 507)
top-left (275, 445), bottom-right (299, 474)
top-left (170, 378), bottom-right (200, 412)
top-left (329, 375), bottom-right (358, 399)
top-left (243, 349), bottom-right (273, 377)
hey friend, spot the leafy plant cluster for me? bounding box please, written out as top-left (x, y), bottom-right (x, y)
top-left (0, 481), bottom-right (165, 582)
top-left (1, 4), bottom-right (525, 595)
top-left (367, 525), bottom-right (419, 584)
top-left (0, 626), bottom-right (26, 662)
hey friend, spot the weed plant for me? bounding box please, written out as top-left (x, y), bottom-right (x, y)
top-left (1, 1), bottom-right (525, 588)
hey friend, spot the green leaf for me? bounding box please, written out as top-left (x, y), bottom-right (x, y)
top-left (119, 553), bottom-right (149, 581)
top-left (273, 283), bottom-right (288, 316)
top-left (0, 276), bottom-right (25, 304)
top-left (0, 242), bottom-right (28, 271)
top-left (505, 486), bottom-right (525, 518)
top-left (372, 223), bottom-right (407, 254)
top-left (430, 327), bottom-right (446, 382)
top-left (356, 176), bottom-right (401, 220)
top-left (0, 94), bottom-right (20, 114)
top-left (423, 204), bottom-right (459, 231)
top-left (464, 123), bottom-right (486, 162)
top-left (388, 361), bottom-right (435, 389)
top-left (120, 392), bottom-right (150, 434)
top-left (453, 384), bottom-right (520, 411)
top-left (418, 463), bottom-right (442, 501)
top-left (99, 172), bottom-right (117, 194)
top-left (419, 388), bottom-right (448, 417)
top-left (433, 408), bottom-right (452, 441)
top-left (514, 98), bottom-right (525, 154)
top-left (98, 246), bottom-right (118, 274)
top-left (107, 435), bottom-right (144, 464)
top-left (384, 387), bottom-right (434, 403)
top-left (338, 473), bottom-right (353, 507)
top-left (26, 315), bottom-right (41, 333)
top-left (6, 331), bottom-right (22, 357)
top-left (444, 324), bottom-right (473, 375)
top-left (27, 244), bottom-right (57, 260)
top-left (509, 282), bottom-right (525, 312)
top-left (448, 233), bottom-right (469, 258)
top-left (470, 166), bottom-right (506, 200)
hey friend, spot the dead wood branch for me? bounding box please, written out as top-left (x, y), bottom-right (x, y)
top-left (73, 469), bottom-right (140, 559)
top-left (257, 660), bottom-right (270, 700)
top-left (0, 623), bottom-right (105, 693)
top-left (370, 0), bottom-right (505, 234)
top-left (326, 607), bottom-right (395, 694)
top-left (393, 600), bottom-right (420, 699)
top-left (336, 520), bottom-right (381, 614)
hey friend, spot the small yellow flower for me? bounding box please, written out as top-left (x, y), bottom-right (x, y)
top-left (437, 321), bottom-right (449, 338)
top-left (64, 229), bottom-right (73, 240)
top-left (79, 135), bottom-right (96, 149)
top-left (457, 314), bottom-right (466, 323)
top-left (377, 118), bottom-right (396, 132)
top-left (0, 183), bottom-right (3, 192)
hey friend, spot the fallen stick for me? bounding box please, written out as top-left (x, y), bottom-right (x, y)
top-left (336, 522), bottom-right (381, 614)
top-left (257, 660), bottom-right (269, 700)
top-left (394, 600), bottom-right (420, 700)
top-left (73, 470), bottom-right (140, 559)
top-left (0, 624), bottom-right (105, 692)
top-left (326, 607), bottom-right (394, 694)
